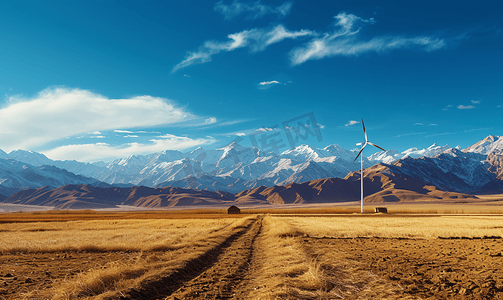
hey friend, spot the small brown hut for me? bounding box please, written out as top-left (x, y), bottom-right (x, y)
top-left (374, 207), bottom-right (388, 213)
top-left (227, 205), bottom-right (240, 214)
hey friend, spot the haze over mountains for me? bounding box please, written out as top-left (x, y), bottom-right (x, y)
top-left (0, 135), bottom-right (502, 209)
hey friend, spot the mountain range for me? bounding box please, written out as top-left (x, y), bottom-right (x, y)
top-left (0, 139), bottom-right (461, 194)
top-left (0, 135), bottom-right (502, 208)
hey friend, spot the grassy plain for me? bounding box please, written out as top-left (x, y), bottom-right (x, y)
top-left (1, 208), bottom-right (503, 299)
top-left (286, 215), bottom-right (503, 239)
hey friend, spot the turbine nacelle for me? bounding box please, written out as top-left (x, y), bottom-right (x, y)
top-left (352, 119), bottom-right (385, 163)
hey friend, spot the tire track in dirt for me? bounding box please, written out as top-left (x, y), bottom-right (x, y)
top-left (166, 215), bottom-right (263, 299)
top-left (123, 215), bottom-right (262, 300)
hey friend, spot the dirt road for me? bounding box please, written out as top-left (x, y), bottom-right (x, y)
top-left (122, 216), bottom-right (263, 300)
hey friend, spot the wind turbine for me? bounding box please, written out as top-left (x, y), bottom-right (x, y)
top-left (353, 119), bottom-right (385, 214)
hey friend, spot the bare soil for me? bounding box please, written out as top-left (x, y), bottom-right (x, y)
top-left (2, 215), bottom-right (503, 299)
top-left (0, 251), bottom-right (136, 299)
top-left (303, 236), bottom-right (503, 299)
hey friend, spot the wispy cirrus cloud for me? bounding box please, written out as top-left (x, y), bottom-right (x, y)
top-left (0, 87), bottom-right (197, 152)
top-left (290, 12), bottom-right (449, 65)
top-left (114, 129), bottom-right (134, 134)
top-left (464, 127), bottom-right (493, 133)
top-left (395, 132), bottom-right (427, 138)
top-left (175, 10), bottom-right (461, 71)
top-left (258, 80), bottom-right (286, 89)
top-left (214, 0), bottom-right (292, 20)
top-left (425, 132), bottom-right (456, 138)
top-left (259, 80), bottom-right (281, 86)
top-left (414, 123), bottom-right (438, 126)
top-left (173, 25), bottom-right (314, 71)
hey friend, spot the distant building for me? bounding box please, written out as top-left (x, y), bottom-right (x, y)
top-left (375, 207), bottom-right (388, 213)
top-left (227, 205), bottom-right (240, 214)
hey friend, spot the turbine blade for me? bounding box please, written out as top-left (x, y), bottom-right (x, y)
top-left (362, 118), bottom-right (367, 142)
top-left (368, 142), bottom-right (385, 152)
top-left (353, 144), bottom-right (366, 163)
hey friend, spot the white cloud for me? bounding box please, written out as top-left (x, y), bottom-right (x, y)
top-left (0, 87), bottom-right (193, 152)
top-left (124, 135), bottom-right (139, 138)
top-left (89, 131), bottom-right (101, 134)
top-left (214, 0), bottom-right (292, 20)
top-left (176, 11), bottom-right (458, 71)
top-left (114, 129), bottom-right (134, 133)
top-left (204, 117), bottom-right (217, 125)
top-left (257, 126), bottom-right (280, 132)
top-left (345, 120), bottom-right (359, 126)
top-left (290, 12), bottom-right (448, 65)
top-left (259, 80), bottom-right (281, 86)
top-left (259, 25), bottom-right (314, 51)
top-left (471, 100), bottom-right (480, 104)
top-left (415, 123), bottom-right (423, 126)
top-left (258, 80), bottom-right (286, 89)
top-left (443, 104), bottom-right (453, 111)
top-left (236, 132), bottom-right (246, 136)
top-left (43, 135), bottom-right (216, 162)
top-left (191, 118), bottom-right (251, 130)
top-left (173, 25), bottom-right (314, 71)
top-left (497, 105), bottom-right (502, 108)
top-left (457, 105), bottom-right (475, 109)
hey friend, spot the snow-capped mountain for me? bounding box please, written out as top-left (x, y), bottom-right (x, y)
top-left (402, 143), bottom-right (455, 158)
top-left (0, 158), bottom-right (105, 195)
top-left (463, 135), bottom-right (503, 155)
top-left (376, 136), bottom-right (503, 193)
top-left (1, 135), bottom-right (502, 194)
top-left (5, 149), bottom-right (105, 178)
top-left (367, 143), bottom-right (454, 164)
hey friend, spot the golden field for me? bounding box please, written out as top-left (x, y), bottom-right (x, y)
top-left (1, 208), bottom-right (503, 299)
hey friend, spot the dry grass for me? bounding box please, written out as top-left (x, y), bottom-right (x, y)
top-left (6, 210), bottom-right (503, 299)
top-left (247, 216), bottom-right (401, 299)
top-left (239, 202), bottom-right (503, 215)
top-left (0, 218), bottom-right (234, 254)
top-left (17, 215), bottom-right (256, 299)
top-left (377, 203), bottom-right (503, 214)
top-left (0, 209), bottom-right (248, 223)
top-left (284, 215), bottom-right (503, 239)
top-left (245, 215), bottom-right (330, 299)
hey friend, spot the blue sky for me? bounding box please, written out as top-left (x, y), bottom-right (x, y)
top-left (0, 0), bottom-right (501, 162)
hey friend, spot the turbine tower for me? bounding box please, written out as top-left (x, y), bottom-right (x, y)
top-left (353, 119), bottom-right (385, 214)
